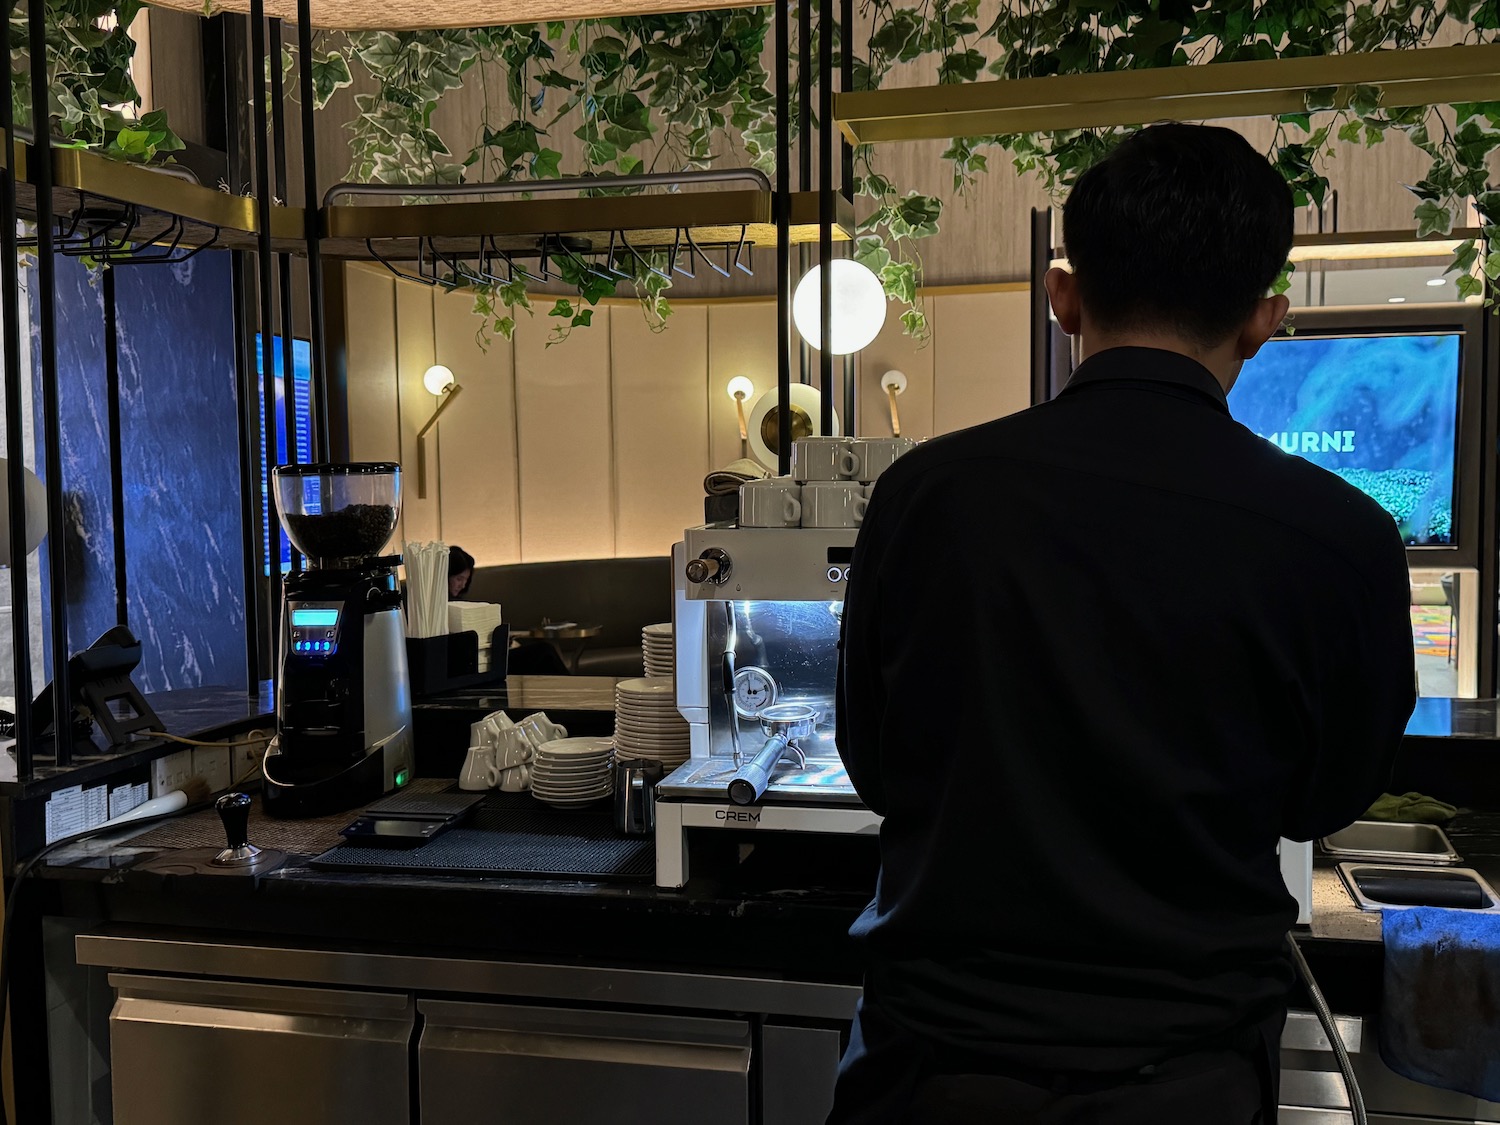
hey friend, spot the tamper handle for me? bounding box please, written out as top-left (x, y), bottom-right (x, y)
top-left (216, 792), bottom-right (252, 850)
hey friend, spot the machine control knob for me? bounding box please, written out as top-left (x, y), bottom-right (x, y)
top-left (686, 548), bottom-right (732, 586)
top-left (211, 792), bottom-right (263, 868)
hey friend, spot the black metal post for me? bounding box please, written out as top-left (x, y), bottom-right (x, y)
top-left (270, 20), bottom-right (302, 574)
top-left (1029, 208), bottom-right (1053, 405)
top-left (2, 2), bottom-right (31, 780)
top-left (818, 0), bottom-right (834, 436)
top-left (841, 0), bottom-right (854, 202)
top-left (843, 354), bottom-right (856, 438)
top-left (297, 0), bottom-right (330, 462)
top-left (103, 269), bottom-right (127, 628)
top-left (798, 2), bottom-right (811, 192)
top-left (775, 0), bottom-right (792, 476)
top-left (250, 0), bottom-right (282, 670)
top-left (31, 0), bottom-right (72, 765)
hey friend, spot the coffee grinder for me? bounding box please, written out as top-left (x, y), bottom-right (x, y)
top-left (263, 462), bottom-right (414, 818)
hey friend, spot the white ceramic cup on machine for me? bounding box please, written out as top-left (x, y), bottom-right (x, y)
top-left (802, 480), bottom-right (868, 527)
top-left (848, 437), bottom-right (916, 483)
top-left (792, 437), bottom-right (858, 482)
top-left (739, 478), bottom-right (803, 527)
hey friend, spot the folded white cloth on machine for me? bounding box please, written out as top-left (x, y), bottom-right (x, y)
top-left (704, 458), bottom-right (769, 495)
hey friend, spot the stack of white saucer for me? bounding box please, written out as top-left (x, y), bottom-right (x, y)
top-left (530, 737), bottom-right (615, 808)
top-left (449, 601), bottom-right (503, 671)
top-left (642, 623), bottom-right (673, 677)
top-left (613, 677), bottom-right (690, 769)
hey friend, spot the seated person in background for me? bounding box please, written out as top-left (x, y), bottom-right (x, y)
top-left (449, 546), bottom-right (475, 599)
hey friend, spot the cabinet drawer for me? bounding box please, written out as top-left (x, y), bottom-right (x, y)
top-left (418, 999), bottom-right (750, 1125)
top-left (108, 973), bottom-right (414, 1125)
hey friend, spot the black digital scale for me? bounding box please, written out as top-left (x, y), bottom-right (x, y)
top-left (339, 791), bottom-right (486, 848)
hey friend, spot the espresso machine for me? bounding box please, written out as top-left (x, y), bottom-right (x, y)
top-left (263, 462), bottom-right (414, 818)
top-left (654, 525), bottom-right (1313, 920)
top-left (655, 526), bottom-right (881, 887)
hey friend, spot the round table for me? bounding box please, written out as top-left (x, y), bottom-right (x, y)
top-left (510, 623), bottom-right (603, 674)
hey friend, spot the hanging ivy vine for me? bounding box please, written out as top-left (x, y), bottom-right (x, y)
top-left (16, 0), bottom-right (1500, 343)
top-left (8, 0), bottom-right (182, 162)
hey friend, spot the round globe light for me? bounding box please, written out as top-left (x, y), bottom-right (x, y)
top-left (792, 260), bottom-right (887, 355)
top-left (423, 364), bottom-right (456, 396)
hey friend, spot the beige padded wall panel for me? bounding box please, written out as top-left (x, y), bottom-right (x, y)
top-left (859, 306), bottom-right (937, 441)
top-left (343, 265), bottom-right (405, 543)
top-left (931, 292), bottom-right (1032, 434)
top-left (513, 310), bottom-right (616, 561)
top-left (433, 291), bottom-right (522, 567)
top-left (396, 282), bottom-right (441, 546)
top-left (611, 307), bottom-right (711, 557)
top-left (706, 302), bottom-right (778, 471)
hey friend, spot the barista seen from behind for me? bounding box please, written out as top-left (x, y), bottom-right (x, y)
top-left (833, 123), bottom-right (1416, 1124)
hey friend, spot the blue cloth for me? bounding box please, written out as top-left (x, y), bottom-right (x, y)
top-left (1380, 907), bottom-right (1500, 1101)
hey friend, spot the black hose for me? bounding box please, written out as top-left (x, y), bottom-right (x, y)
top-left (0, 796), bottom-right (222, 1125)
top-left (1287, 931), bottom-right (1368, 1125)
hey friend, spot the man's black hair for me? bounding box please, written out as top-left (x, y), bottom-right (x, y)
top-left (1062, 123), bottom-right (1294, 349)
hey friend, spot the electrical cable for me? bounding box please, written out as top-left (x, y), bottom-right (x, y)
top-left (1287, 931), bottom-right (1368, 1125)
top-left (0, 784), bottom-right (247, 1125)
top-left (132, 728), bottom-right (272, 750)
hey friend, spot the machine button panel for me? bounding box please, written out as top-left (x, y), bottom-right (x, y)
top-left (290, 603), bottom-right (342, 658)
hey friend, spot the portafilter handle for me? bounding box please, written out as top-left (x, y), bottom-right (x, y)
top-left (727, 734), bottom-right (790, 807)
top-left (212, 792), bottom-right (263, 867)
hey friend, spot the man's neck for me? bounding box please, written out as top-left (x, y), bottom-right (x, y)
top-left (1078, 332), bottom-right (1240, 394)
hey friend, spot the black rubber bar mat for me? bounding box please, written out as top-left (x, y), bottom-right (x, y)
top-left (310, 799), bottom-right (654, 881)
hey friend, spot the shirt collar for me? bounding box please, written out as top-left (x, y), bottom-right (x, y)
top-left (1059, 347), bottom-right (1231, 416)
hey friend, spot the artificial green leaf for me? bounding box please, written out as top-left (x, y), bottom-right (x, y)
top-left (1415, 199), bottom-right (1455, 238)
top-left (1336, 119), bottom-right (1364, 144)
top-left (1484, 252), bottom-right (1500, 281)
top-left (532, 148), bottom-right (562, 178)
top-left (1457, 274), bottom-right (1485, 300)
top-left (1450, 240), bottom-right (1481, 275)
top-left (1349, 84), bottom-right (1382, 118)
top-left (311, 51), bottom-right (353, 109)
top-left (549, 299), bottom-right (574, 318)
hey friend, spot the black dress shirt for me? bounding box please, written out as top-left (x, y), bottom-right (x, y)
top-left (836, 346), bottom-right (1416, 1071)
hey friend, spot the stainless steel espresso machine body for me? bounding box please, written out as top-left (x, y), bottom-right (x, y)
top-left (656, 527), bottom-right (881, 887)
top-left (263, 463), bottom-right (414, 818)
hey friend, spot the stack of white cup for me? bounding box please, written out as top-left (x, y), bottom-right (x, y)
top-left (739, 436), bottom-right (916, 528)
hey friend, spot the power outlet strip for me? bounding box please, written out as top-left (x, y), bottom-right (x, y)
top-left (149, 729), bottom-right (274, 799)
top-left (150, 749), bottom-right (194, 799)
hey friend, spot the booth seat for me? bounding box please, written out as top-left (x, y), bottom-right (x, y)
top-left (464, 556), bottom-right (673, 677)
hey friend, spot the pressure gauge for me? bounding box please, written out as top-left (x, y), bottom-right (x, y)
top-left (732, 667), bottom-right (780, 718)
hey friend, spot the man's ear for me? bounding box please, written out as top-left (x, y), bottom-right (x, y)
top-left (1236, 294), bottom-right (1291, 362)
top-left (1045, 268), bottom-right (1081, 336)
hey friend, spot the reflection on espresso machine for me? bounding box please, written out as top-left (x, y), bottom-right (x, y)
top-left (655, 527), bottom-right (881, 888)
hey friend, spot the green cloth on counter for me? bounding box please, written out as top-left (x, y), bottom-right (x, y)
top-left (1363, 791), bottom-right (1458, 824)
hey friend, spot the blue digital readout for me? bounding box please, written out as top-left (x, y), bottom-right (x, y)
top-left (291, 609), bottom-right (339, 628)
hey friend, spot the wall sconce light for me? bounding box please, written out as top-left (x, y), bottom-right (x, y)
top-left (0, 459), bottom-right (47, 567)
top-left (727, 376), bottom-right (755, 450)
top-left (792, 260), bottom-right (887, 355)
top-left (881, 370), bottom-right (907, 438)
top-left (416, 364), bottom-right (462, 500)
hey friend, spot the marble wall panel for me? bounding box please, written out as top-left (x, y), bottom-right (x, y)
top-left (113, 253), bottom-right (247, 692)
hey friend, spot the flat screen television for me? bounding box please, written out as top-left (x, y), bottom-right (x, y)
top-left (1228, 305), bottom-right (1483, 567)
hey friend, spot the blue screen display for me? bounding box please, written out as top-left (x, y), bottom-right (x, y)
top-left (256, 335), bottom-right (313, 575)
top-left (291, 608), bottom-right (339, 627)
top-left (1229, 333), bottom-right (1462, 546)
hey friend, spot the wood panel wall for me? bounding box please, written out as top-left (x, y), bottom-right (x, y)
top-left (342, 265), bottom-right (1031, 563)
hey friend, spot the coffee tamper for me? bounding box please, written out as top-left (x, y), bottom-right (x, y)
top-left (211, 792), bottom-right (262, 867)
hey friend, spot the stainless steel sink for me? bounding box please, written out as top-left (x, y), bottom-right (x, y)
top-left (1339, 863), bottom-right (1500, 913)
top-left (1320, 820), bottom-right (1460, 865)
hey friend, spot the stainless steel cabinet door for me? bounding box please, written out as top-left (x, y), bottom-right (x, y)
top-left (419, 999), bottom-right (751, 1125)
top-left (762, 1024), bottom-right (842, 1125)
top-left (108, 973), bottom-right (414, 1125)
